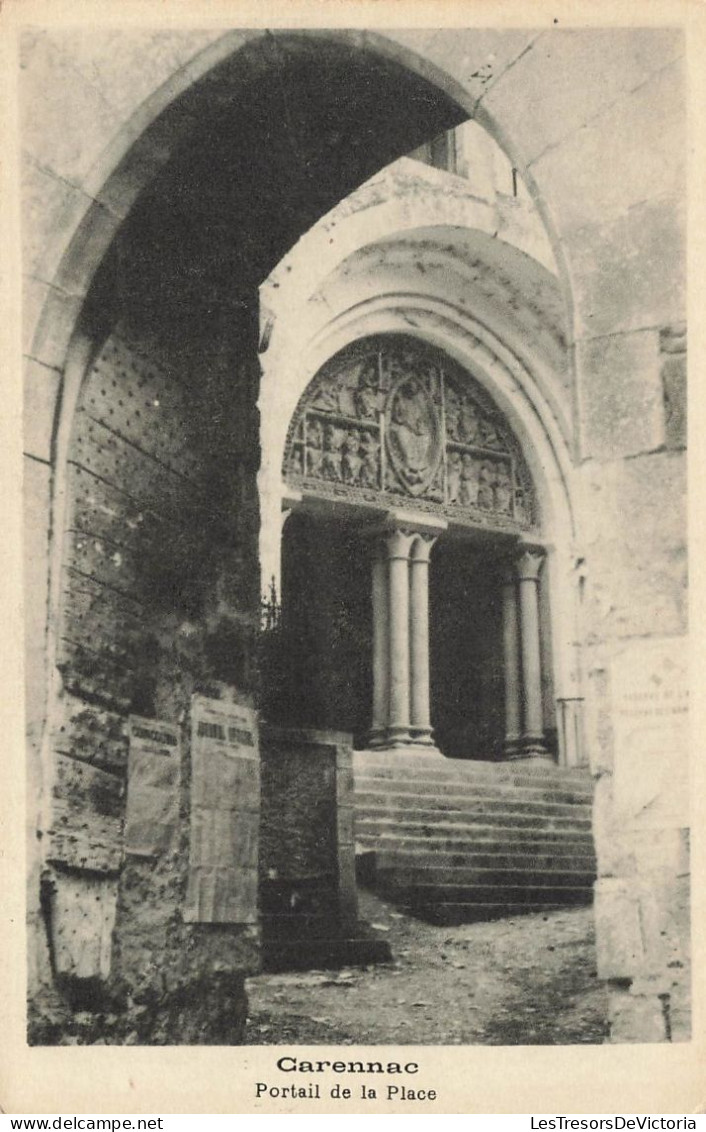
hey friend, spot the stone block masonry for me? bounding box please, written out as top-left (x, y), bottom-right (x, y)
top-left (592, 638), bottom-right (690, 1041)
top-left (259, 727), bottom-right (385, 970)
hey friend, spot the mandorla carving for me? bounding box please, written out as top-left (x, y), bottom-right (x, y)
top-left (284, 335), bottom-right (535, 529)
top-left (386, 376), bottom-right (441, 496)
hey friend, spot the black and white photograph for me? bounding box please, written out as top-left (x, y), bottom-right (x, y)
top-left (3, 0), bottom-right (702, 1114)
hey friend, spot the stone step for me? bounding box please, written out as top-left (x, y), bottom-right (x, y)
top-left (369, 848), bottom-right (596, 873)
top-left (403, 901), bottom-right (592, 926)
top-left (355, 830), bottom-right (595, 854)
top-left (355, 803), bottom-right (592, 831)
top-left (260, 912), bottom-right (345, 936)
top-left (261, 934), bottom-right (393, 972)
top-left (355, 816), bottom-right (594, 842)
top-left (354, 789), bottom-right (590, 820)
top-left (375, 864), bottom-right (596, 888)
top-left (353, 750), bottom-right (592, 787)
top-left (354, 760), bottom-right (593, 790)
top-left (354, 773), bottom-right (593, 805)
top-left (353, 753), bottom-right (595, 926)
top-left (378, 882), bottom-right (594, 905)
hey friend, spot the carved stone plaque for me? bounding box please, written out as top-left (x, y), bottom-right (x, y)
top-left (184, 694), bottom-right (259, 924)
top-left (283, 334), bottom-right (534, 530)
top-left (611, 638), bottom-right (689, 830)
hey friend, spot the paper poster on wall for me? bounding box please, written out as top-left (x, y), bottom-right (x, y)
top-left (125, 715), bottom-right (181, 857)
top-left (184, 694), bottom-right (260, 924)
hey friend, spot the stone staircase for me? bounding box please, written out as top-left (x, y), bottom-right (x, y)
top-left (353, 749), bottom-right (596, 925)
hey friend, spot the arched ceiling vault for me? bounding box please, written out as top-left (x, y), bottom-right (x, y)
top-left (262, 222), bottom-right (572, 455)
top-left (80, 34), bottom-right (469, 354)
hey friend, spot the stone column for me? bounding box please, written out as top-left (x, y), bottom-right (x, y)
top-left (369, 542), bottom-right (390, 748)
top-left (385, 529), bottom-right (416, 746)
top-left (517, 549), bottom-right (548, 756)
top-left (501, 571), bottom-right (522, 757)
top-left (409, 534), bottom-right (437, 745)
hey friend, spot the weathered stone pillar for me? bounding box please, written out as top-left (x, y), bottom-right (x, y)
top-left (367, 515), bottom-right (445, 751)
top-left (409, 534), bottom-right (437, 745)
top-left (386, 529), bottom-right (416, 745)
top-left (369, 543), bottom-right (390, 748)
top-left (501, 571), bottom-right (522, 757)
top-left (517, 549), bottom-right (547, 756)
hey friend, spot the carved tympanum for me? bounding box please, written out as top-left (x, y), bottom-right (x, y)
top-left (283, 335), bottom-right (535, 529)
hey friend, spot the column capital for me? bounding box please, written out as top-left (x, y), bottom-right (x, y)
top-left (280, 502), bottom-right (299, 532)
top-left (380, 509), bottom-right (448, 537)
top-left (383, 528), bottom-right (417, 560)
top-left (516, 548), bottom-right (545, 582)
top-left (410, 532), bottom-right (438, 564)
top-left (281, 489), bottom-right (303, 511)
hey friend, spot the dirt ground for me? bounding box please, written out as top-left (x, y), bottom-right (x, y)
top-left (243, 888), bottom-right (609, 1045)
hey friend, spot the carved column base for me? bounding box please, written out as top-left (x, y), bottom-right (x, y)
top-left (503, 750), bottom-right (553, 765)
top-left (409, 726), bottom-right (435, 747)
top-left (520, 735), bottom-right (551, 759)
top-left (501, 735), bottom-right (523, 760)
top-left (369, 725), bottom-right (432, 749)
top-left (385, 725), bottom-right (412, 747)
top-left (367, 728), bottom-right (388, 749)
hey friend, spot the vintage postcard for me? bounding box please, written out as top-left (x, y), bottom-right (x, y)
top-left (1, 0), bottom-right (704, 1115)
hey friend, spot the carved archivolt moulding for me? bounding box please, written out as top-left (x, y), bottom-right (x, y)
top-left (283, 334), bottom-right (536, 533)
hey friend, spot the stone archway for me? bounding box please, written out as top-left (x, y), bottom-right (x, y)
top-left (273, 332), bottom-right (559, 763)
top-left (259, 216), bottom-right (582, 767)
top-left (20, 23), bottom-right (688, 1051)
top-left (26, 31), bottom-right (477, 1043)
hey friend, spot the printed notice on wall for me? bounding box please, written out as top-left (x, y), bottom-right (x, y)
top-left (611, 638), bottom-right (689, 830)
top-left (125, 715), bottom-right (181, 857)
top-left (184, 694), bottom-right (260, 924)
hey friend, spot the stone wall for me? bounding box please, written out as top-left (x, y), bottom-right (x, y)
top-left (401, 118), bottom-right (558, 272)
top-left (31, 322), bottom-right (262, 1043)
top-left (578, 316), bottom-right (688, 1039)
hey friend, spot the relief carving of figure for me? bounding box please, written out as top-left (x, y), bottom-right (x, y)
top-left (481, 416), bottom-right (503, 449)
top-left (306, 418), bottom-right (323, 476)
top-left (385, 353), bottom-right (410, 385)
top-left (477, 461), bottom-right (495, 509)
top-left (312, 378), bottom-right (340, 413)
top-left (354, 360), bottom-right (380, 420)
top-left (286, 345), bottom-right (532, 527)
top-left (359, 430), bottom-right (379, 488)
top-left (341, 429), bottom-right (363, 485)
top-left (459, 399), bottom-right (480, 444)
top-left (321, 422), bottom-right (344, 481)
top-left (289, 447), bottom-right (304, 477)
top-left (494, 464), bottom-right (513, 513)
top-left (387, 377), bottom-right (439, 492)
top-left (445, 386), bottom-right (461, 441)
top-left (447, 450), bottom-right (462, 504)
top-left (459, 453), bottom-right (480, 506)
